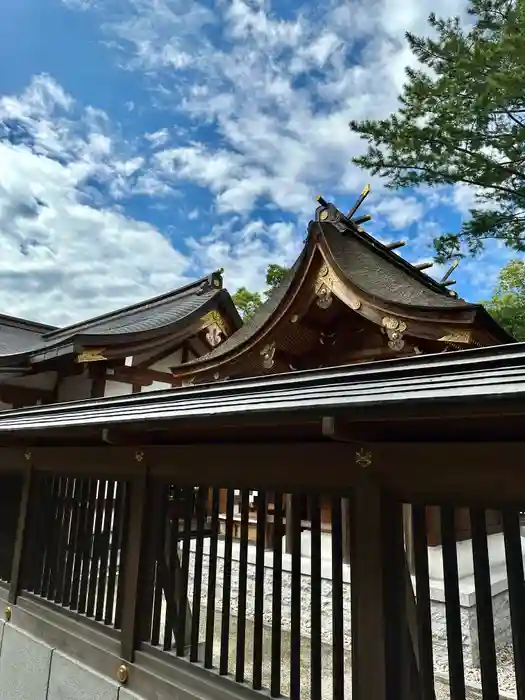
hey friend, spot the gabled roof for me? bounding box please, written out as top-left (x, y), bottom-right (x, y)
top-left (174, 205), bottom-right (511, 377)
top-left (0, 271), bottom-right (242, 364)
top-left (321, 222), bottom-right (467, 309)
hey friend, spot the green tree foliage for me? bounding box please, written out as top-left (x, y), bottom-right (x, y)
top-left (231, 263), bottom-right (290, 320)
top-left (349, 0), bottom-right (525, 262)
top-left (231, 287), bottom-right (262, 320)
top-left (486, 259), bottom-right (525, 340)
top-left (266, 263), bottom-right (288, 290)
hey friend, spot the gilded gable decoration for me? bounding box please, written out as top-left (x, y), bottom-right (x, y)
top-left (201, 310), bottom-right (228, 348)
top-left (382, 316), bottom-right (407, 351)
top-left (315, 263), bottom-right (335, 310)
top-left (260, 341), bottom-right (276, 370)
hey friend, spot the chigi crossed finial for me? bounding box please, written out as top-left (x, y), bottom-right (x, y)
top-left (315, 184), bottom-right (372, 227)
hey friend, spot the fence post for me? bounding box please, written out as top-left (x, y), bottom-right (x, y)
top-left (120, 454), bottom-right (149, 662)
top-left (350, 467), bottom-right (388, 700)
top-left (8, 454), bottom-right (33, 604)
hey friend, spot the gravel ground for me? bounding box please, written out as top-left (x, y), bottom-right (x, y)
top-left (435, 642), bottom-right (517, 700)
top-left (154, 597), bottom-right (518, 700)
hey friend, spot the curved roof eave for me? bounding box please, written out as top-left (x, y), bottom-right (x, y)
top-left (318, 220), bottom-right (474, 312)
top-left (172, 244), bottom-right (314, 374)
top-left (472, 306), bottom-right (516, 344)
top-left (70, 289), bottom-right (234, 346)
top-left (0, 287), bottom-right (238, 367)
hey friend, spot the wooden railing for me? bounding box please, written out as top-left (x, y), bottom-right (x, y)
top-left (1, 450), bottom-right (525, 700)
top-left (21, 474), bottom-right (128, 631)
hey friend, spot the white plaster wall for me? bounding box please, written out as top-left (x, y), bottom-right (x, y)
top-left (427, 533), bottom-right (523, 582)
top-left (141, 381), bottom-right (167, 393)
top-left (57, 373), bottom-right (92, 402)
top-left (150, 348), bottom-right (183, 372)
top-left (140, 347), bottom-right (182, 393)
top-left (104, 381), bottom-right (133, 398)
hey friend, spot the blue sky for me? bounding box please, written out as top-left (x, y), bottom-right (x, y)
top-left (0, 0), bottom-right (516, 325)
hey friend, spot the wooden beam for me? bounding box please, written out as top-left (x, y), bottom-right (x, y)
top-left (385, 240), bottom-right (406, 250)
top-left (181, 341), bottom-right (190, 364)
top-left (107, 366), bottom-right (174, 387)
top-left (0, 384), bottom-right (54, 406)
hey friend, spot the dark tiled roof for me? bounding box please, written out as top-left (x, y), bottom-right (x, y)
top-left (0, 315), bottom-right (57, 359)
top-left (322, 223), bottom-right (471, 309)
top-left (0, 323), bottom-right (53, 359)
top-left (44, 287), bottom-right (220, 341)
top-left (0, 273), bottom-right (235, 361)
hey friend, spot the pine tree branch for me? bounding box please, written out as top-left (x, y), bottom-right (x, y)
top-left (384, 163), bottom-right (525, 199)
top-left (427, 137), bottom-right (525, 181)
top-left (503, 110), bottom-right (525, 128)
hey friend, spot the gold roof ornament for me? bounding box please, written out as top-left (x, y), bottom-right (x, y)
top-left (439, 330), bottom-right (472, 344)
top-left (347, 183), bottom-right (371, 220)
top-left (76, 348), bottom-right (107, 363)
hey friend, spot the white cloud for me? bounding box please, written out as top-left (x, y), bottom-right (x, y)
top-left (145, 128), bottom-right (170, 148)
top-left (0, 76), bottom-right (191, 326)
top-left (372, 196), bottom-right (424, 230)
top-left (94, 0), bottom-right (474, 227)
top-left (187, 218), bottom-right (301, 293)
top-left (57, 0), bottom-right (506, 307)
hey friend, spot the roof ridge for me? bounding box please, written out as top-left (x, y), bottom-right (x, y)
top-left (313, 200), bottom-right (456, 299)
top-left (0, 314), bottom-right (57, 333)
top-left (43, 270), bottom-right (223, 340)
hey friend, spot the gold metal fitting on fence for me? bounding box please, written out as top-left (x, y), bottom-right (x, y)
top-left (117, 664), bottom-right (129, 684)
top-left (355, 448), bottom-right (372, 468)
top-left (135, 450), bottom-right (144, 463)
top-left (4, 606), bottom-right (11, 621)
top-left (24, 450), bottom-right (32, 461)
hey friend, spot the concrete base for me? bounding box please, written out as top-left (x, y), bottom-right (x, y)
top-left (0, 626), bottom-right (53, 700)
top-left (47, 651), bottom-right (120, 700)
top-left (0, 624), bottom-right (129, 700)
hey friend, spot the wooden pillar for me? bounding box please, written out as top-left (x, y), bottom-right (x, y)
top-left (8, 461), bottom-right (33, 604)
top-left (120, 461), bottom-right (149, 662)
top-left (350, 472), bottom-right (388, 700)
top-left (90, 363), bottom-right (107, 399)
top-left (351, 469), bottom-right (421, 700)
